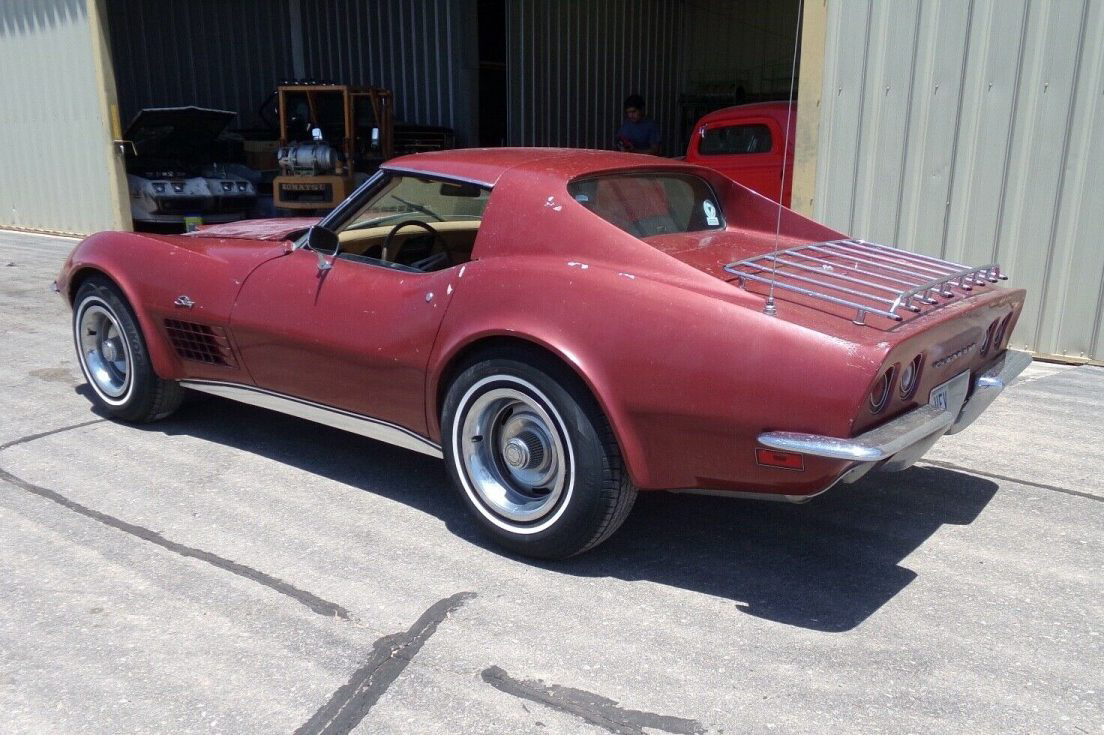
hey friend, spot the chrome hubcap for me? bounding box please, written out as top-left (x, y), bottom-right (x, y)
top-left (78, 303), bottom-right (131, 399)
top-left (460, 388), bottom-right (566, 523)
top-left (503, 431), bottom-right (545, 469)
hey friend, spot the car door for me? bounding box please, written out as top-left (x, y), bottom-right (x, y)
top-left (229, 246), bottom-right (457, 443)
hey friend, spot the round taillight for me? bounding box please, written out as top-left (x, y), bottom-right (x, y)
top-left (900, 354), bottom-right (922, 397)
top-left (994, 314), bottom-right (1011, 349)
top-left (980, 319), bottom-right (999, 356)
top-left (869, 368), bottom-right (892, 413)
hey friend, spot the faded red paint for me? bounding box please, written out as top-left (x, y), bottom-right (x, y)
top-left (58, 148), bottom-right (1025, 499)
top-left (192, 217), bottom-right (320, 241)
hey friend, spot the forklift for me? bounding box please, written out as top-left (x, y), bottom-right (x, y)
top-left (272, 84), bottom-right (394, 210)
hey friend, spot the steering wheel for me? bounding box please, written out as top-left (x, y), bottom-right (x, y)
top-left (381, 219), bottom-right (451, 266)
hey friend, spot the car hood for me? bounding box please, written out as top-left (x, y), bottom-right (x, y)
top-left (125, 106), bottom-right (236, 160)
top-left (189, 217), bottom-right (321, 241)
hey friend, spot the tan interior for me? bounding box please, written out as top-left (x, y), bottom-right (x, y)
top-left (337, 220), bottom-right (481, 269)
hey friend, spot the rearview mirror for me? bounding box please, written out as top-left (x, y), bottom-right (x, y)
top-left (439, 182), bottom-right (482, 198)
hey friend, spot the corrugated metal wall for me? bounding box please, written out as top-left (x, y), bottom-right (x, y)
top-left (810, 0), bottom-right (1104, 363)
top-left (505, 0), bottom-right (684, 154)
top-left (107, 0), bottom-right (296, 129)
top-left (298, 0), bottom-right (467, 131)
top-left (0, 0), bottom-right (129, 234)
top-left (107, 0), bottom-right (469, 135)
top-left (683, 0), bottom-right (800, 97)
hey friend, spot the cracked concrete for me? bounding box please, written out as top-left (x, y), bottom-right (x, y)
top-left (0, 229), bottom-right (1100, 734)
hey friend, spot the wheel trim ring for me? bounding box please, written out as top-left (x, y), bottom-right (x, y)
top-left (460, 388), bottom-right (567, 523)
top-left (452, 376), bottom-right (576, 535)
top-left (75, 298), bottom-right (134, 405)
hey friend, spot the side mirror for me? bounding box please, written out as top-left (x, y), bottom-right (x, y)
top-left (305, 225), bottom-right (340, 272)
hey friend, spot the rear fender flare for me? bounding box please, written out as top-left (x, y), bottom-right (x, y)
top-left (426, 331), bottom-right (652, 489)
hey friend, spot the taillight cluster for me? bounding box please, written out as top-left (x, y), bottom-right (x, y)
top-left (866, 312), bottom-right (1015, 416)
top-left (899, 354), bottom-right (922, 398)
top-left (868, 368), bottom-right (892, 413)
top-left (994, 314), bottom-right (1013, 349)
top-left (981, 313), bottom-right (1014, 357)
top-left (869, 353), bottom-right (925, 414)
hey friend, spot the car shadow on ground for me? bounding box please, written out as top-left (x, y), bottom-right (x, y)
top-left (111, 391), bottom-right (999, 633)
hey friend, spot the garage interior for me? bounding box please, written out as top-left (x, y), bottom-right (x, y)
top-left (107, 0), bottom-right (800, 153)
top-left (100, 0), bottom-right (801, 226)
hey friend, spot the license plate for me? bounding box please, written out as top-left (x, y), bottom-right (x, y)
top-left (929, 370), bottom-right (970, 412)
top-left (930, 383), bottom-right (950, 410)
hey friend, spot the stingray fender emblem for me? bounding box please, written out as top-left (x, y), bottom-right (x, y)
top-left (174, 295), bottom-right (195, 309)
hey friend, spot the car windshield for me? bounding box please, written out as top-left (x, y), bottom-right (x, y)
top-left (343, 175), bottom-right (491, 230)
top-left (567, 173), bottom-right (725, 238)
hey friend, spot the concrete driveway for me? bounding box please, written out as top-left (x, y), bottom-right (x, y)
top-left (1, 229), bottom-right (1100, 734)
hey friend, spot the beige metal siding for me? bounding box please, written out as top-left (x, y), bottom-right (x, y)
top-left (0, 0), bottom-right (129, 235)
top-left (804, 0), bottom-right (1104, 362)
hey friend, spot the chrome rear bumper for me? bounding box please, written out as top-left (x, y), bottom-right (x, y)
top-left (945, 349), bottom-right (1033, 434)
top-left (758, 349), bottom-right (1032, 478)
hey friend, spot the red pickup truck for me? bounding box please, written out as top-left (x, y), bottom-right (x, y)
top-left (685, 101), bottom-right (795, 207)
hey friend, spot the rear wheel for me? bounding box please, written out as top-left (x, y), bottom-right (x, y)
top-left (442, 354), bottom-right (636, 559)
top-left (73, 277), bottom-right (183, 422)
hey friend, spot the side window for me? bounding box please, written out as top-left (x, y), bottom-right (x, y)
top-left (327, 174), bottom-right (490, 273)
top-left (699, 124), bottom-right (773, 155)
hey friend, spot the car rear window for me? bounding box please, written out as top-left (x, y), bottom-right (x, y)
top-left (698, 124), bottom-right (773, 155)
top-left (568, 173), bottom-right (724, 238)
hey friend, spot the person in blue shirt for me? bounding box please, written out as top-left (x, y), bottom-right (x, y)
top-left (615, 94), bottom-right (661, 155)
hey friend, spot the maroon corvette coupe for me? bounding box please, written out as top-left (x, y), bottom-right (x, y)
top-left (57, 148), bottom-right (1029, 558)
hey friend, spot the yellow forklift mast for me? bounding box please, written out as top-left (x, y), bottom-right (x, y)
top-left (273, 84), bottom-right (393, 210)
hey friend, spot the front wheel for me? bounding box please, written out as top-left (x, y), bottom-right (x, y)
top-left (442, 355), bottom-right (636, 559)
top-left (73, 277), bottom-right (183, 422)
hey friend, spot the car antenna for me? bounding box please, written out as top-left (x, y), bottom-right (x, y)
top-left (765, 0), bottom-right (803, 317)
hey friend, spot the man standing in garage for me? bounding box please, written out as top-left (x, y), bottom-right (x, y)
top-left (614, 94), bottom-right (661, 155)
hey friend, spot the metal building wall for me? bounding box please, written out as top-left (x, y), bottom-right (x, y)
top-left (806, 0), bottom-right (1104, 363)
top-left (298, 0), bottom-right (470, 134)
top-left (504, 0), bottom-right (684, 154)
top-left (0, 0), bottom-right (129, 234)
top-left (683, 0), bottom-right (800, 98)
top-left (107, 0), bottom-right (296, 129)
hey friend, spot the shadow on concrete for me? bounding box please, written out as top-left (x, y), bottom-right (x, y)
top-left (562, 467), bottom-right (997, 632)
top-left (110, 390), bottom-right (999, 633)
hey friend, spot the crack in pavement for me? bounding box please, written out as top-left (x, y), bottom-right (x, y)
top-left (918, 459), bottom-right (1103, 503)
top-left (294, 592), bottom-right (477, 735)
top-left (481, 665), bottom-right (706, 735)
top-left (0, 419), bottom-right (352, 619)
top-left (0, 418), bottom-right (106, 451)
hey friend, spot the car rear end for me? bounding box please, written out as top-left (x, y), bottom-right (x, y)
top-left (729, 239), bottom-right (1029, 493)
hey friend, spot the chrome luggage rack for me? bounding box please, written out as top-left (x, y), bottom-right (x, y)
top-left (724, 239), bottom-right (1006, 325)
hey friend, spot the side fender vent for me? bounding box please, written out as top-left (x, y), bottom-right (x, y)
top-left (164, 319), bottom-right (236, 367)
